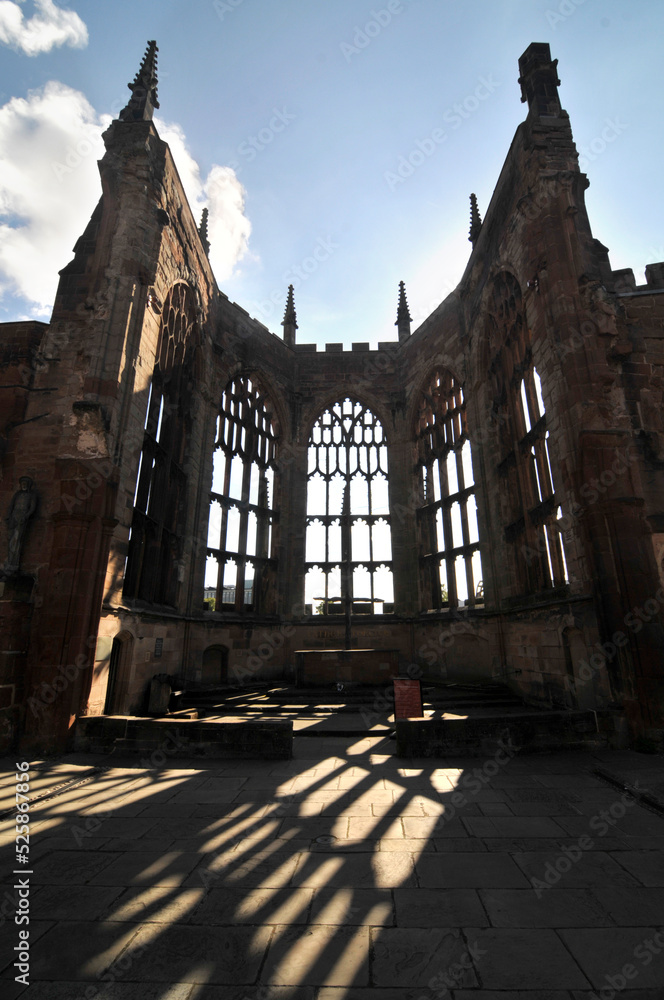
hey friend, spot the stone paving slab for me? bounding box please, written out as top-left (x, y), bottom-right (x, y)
top-left (462, 927), bottom-right (591, 989)
top-left (394, 886), bottom-right (486, 926)
top-left (124, 923), bottom-right (273, 983)
top-left (316, 991), bottom-right (455, 1000)
top-left (6, 920), bottom-right (141, 982)
top-left (309, 887), bottom-right (394, 925)
top-left (88, 850), bottom-right (201, 887)
top-left (30, 883), bottom-right (125, 921)
top-left (570, 991), bottom-right (664, 1000)
top-left (607, 848), bottom-right (664, 885)
top-left (371, 927), bottom-right (478, 989)
top-left (432, 837), bottom-right (488, 852)
top-left (590, 884), bottom-right (664, 924)
top-left (190, 846), bottom-right (302, 889)
top-left (260, 924), bottom-right (370, 986)
top-left (559, 927), bottom-right (664, 989)
top-left (13, 848), bottom-right (122, 884)
top-left (454, 993), bottom-right (574, 1000)
top-left (478, 886), bottom-right (613, 927)
top-left (190, 885), bottom-right (313, 925)
top-left (2, 747), bottom-right (664, 994)
top-left (462, 816), bottom-right (569, 837)
top-left (10, 985), bottom-right (193, 1000)
top-left (110, 885), bottom-right (204, 923)
top-left (189, 989), bottom-right (316, 1000)
top-left (292, 850), bottom-right (417, 889)
top-left (511, 850), bottom-right (642, 888)
top-left (454, 990), bottom-right (572, 1000)
top-left (415, 852), bottom-right (532, 887)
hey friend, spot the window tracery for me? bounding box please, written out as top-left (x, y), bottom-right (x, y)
top-left (204, 375), bottom-right (277, 614)
top-left (488, 271), bottom-right (568, 592)
top-left (124, 283), bottom-right (197, 606)
top-left (305, 399), bottom-right (393, 616)
top-left (416, 369), bottom-right (483, 610)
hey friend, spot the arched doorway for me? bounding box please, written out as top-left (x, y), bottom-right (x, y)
top-left (201, 645), bottom-right (228, 687)
top-left (104, 632), bottom-right (134, 715)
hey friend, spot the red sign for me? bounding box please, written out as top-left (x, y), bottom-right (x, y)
top-left (393, 679), bottom-right (424, 719)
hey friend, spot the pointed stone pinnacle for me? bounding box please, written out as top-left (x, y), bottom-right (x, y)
top-left (281, 284), bottom-right (298, 347)
top-left (198, 208), bottom-right (210, 255)
top-left (119, 40), bottom-right (160, 123)
top-left (469, 193), bottom-right (482, 247)
top-left (395, 280), bottom-right (412, 342)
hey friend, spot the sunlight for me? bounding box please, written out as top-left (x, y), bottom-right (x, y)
top-left (225, 506), bottom-right (240, 551)
top-left (534, 366), bottom-right (546, 416)
top-left (204, 553), bottom-right (218, 588)
top-left (111, 886), bottom-right (203, 923)
top-left (520, 379), bottom-right (532, 432)
top-left (461, 438), bottom-right (474, 487)
top-left (455, 554), bottom-right (469, 602)
top-left (211, 448), bottom-right (226, 494)
top-left (206, 500), bottom-right (221, 548)
top-left (198, 820), bottom-right (281, 853)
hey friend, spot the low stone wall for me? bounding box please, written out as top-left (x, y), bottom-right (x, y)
top-left (295, 648), bottom-right (399, 685)
top-left (395, 710), bottom-right (607, 757)
top-left (74, 716), bottom-right (292, 759)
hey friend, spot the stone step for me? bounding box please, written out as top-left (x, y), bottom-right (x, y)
top-left (181, 682), bottom-right (525, 712)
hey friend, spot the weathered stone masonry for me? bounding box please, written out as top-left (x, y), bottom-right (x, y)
top-left (0, 41), bottom-right (662, 752)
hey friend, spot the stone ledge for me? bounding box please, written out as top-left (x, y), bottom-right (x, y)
top-left (74, 715), bottom-right (292, 759)
top-left (395, 710), bottom-right (609, 757)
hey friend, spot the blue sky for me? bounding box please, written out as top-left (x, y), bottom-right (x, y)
top-left (0, 0), bottom-right (663, 347)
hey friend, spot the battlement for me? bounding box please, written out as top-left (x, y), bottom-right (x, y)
top-left (292, 341), bottom-right (400, 353)
top-left (611, 261), bottom-right (664, 295)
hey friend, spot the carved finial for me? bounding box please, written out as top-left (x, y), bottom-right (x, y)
top-left (281, 284), bottom-right (298, 347)
top-left (395, 280), bottom-right (411, 343)
top-left (469, 193), bottom-right (482, 247)
top-left (198, 208), bottom-right (210, 256)
top-left (517, 42), bottom-right (562, 117)
top-left (119, 40), bottom-right (159, 123)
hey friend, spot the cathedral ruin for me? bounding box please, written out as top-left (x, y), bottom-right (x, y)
top-left (1, 41), bottom-right (663, 754)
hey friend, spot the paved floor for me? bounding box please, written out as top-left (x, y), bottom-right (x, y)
top-left (2, 737), bottom-right (664, 999)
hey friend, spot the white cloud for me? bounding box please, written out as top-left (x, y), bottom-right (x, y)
top-left (0, 85), bottom-right (251, 315)
top-left (0, 0), bottom-right (87, 56)
top-left (156, 118), bottom-right (252, 282)
top-left (0, 80), bottom-right (105, 313)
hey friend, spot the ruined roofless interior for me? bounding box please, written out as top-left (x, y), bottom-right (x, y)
top-left (1, 39), bottom-right (664, 756)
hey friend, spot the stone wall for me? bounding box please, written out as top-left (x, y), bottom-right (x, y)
top-left (2, 42), bottom-right (664, 751)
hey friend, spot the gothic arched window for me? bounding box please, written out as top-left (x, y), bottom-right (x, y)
top-left (124, 283), bottom-right (198, 606)
top-left (487, 271), bottom-right (568, 592)
top-left (305, 399), bottom-right (393, 616)
top-left (416, 370), bottom-right (483, 610)
top-left (205, 376), bottom-right (277, 614)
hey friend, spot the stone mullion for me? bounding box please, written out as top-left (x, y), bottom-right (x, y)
top-left (255, 466), bottom-right (270, 593)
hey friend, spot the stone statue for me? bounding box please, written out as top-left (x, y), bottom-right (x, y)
top-left (1, 477), bottom-right (38, 579)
